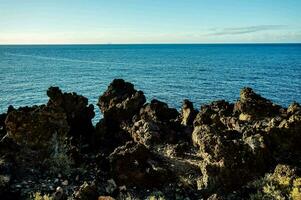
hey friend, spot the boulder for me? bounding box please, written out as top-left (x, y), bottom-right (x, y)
top-left (194, 126), bottom-right (270, 192)
top-left (5, 105), bottom-right (69, 153)
top-left (47, 87), bottom-right (95, 141)
top-left (234, 87), bottom-right (281, 120)
top-left (0, 106), bottom-right (14, 139)
top-left (265, 102), bottom-right (301, 164)
top-left (180, 99), bottom-right (197, 126)
top-left (193, 100), bottom-right (233, 128)
top-left (139, 99), bottom-right (179, 122)
top-left (108, 141), bottom-right (171, 187)
top-left (124, 99), bottom-right (184, 146)
top-left (97, 79), bottom-right (146, 123)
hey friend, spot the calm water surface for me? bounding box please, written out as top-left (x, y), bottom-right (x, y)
top-left (0, 44), bottom-right (300, 121)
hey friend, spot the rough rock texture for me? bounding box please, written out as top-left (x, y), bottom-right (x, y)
top-left (124, 99), bottom-right (184, 146)
top-left (265, 101), bottom-right (301, 164)
top-left (97, 79), bottom-right (146, 123)
top-left (180, 99), bottom-right (198, 126)
top-left (192, 99), bottom-right (272, 193)
top-left (108, 141), bottom-right (172, 187)
top-left (0, 80), bottom-right (300, 200)
top-left (47, 86), bottom-right (95, 142)
top-left (74, 182), bottom-right (99, 200)
top-left (5, 105), bottom-right (69, 155)
top-left (234, 87), bottom-right (282, 121)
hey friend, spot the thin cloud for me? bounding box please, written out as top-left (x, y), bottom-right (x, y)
top-left (206, 25), bottom-right (287, 36)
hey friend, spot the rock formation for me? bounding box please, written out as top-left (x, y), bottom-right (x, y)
top-left (0, 80), bottom-right (300, 200)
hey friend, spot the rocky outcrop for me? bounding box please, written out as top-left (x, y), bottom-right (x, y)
top-left (234, 87), bottom-right (282, 121)
top-left (108, 141), bottom-right (172, 187)
top-left (192, 98), bottom-right (272, 193)
top-left (47, 86), bottom-right (95, 142)
top-left (5, 105), bottom-right (69, 156)
top-left (180, 99), bottom-right (197, 126)
top-left (0, 79), bottom-right (300, 199)
top-left (97, 79), bottom-right (146, 124)
top-left (124, 99), bottom-right (185, 147)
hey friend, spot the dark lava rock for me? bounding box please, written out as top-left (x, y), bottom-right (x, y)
top-left (0, 105), bottom-right (14, 139)
top-left (265, 102), bottom-right (301, 164)
top-left (193, 100), bottom-right (234, 128)
top-left (180, 99), bottom-right (198, 126)
top-left (139, 99), bottom-right (179, 122)
top-left (47, 86), bottom-right (95, 142)
top-left (192, 98), bottom-right (272, 193)
top-left (234, 87), bottom-right (281, 121)
top-left (108, 141), bottom-right (172, 187)
top-left (124, 99), bottom-right (185, 146)
top-left (5, 105), bottom-right (69, 154)
top-left (193, 124), bottom-right (271, 193)
top-left (97, 79), bottom-right (146, 123)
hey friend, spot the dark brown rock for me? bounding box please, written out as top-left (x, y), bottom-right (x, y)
top-left (97, 79), bottom-right (146, 123)
top-left (180, 99), bottom-right (198, 126)
top-left (234, 87), bottom-right (281, 121)
top-left (5, 105), bottom-right (69, 153)
top-left (47, 86), bottom-right (95, 142)
top-left (108, 141), bottom-right (172, 187)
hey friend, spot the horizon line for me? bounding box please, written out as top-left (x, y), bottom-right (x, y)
top-left (0, 42), bottom-right (301, 46)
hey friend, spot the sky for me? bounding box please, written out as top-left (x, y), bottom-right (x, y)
top-left (0, 0), bottom-right (301, 44)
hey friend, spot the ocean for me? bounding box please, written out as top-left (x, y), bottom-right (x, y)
top-left (0, 44), bottom-right (300, 121)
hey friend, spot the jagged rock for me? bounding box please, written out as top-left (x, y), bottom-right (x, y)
top-left (124, 99), bottom-right (184, 146)
top-left (0, 106), bottom-right (14, 139)
top-left (234, 87), bottom-right (281, 120)
top-left (180, 99), bottom-right (197, 126)
top-left (108, 141), bottom-right (172, 186)
top-left (97, 79), bottom-right (146, 123)
top-left (266, 102), bottom-right (301, 164)
top-left (47, 86), bottom-right (95, 141)
top-left (194, 100), bottom-right (233, 128)
top-left (193, 124), bottom-right (270, 192)
top-left (139, 99), bottom-right (179, 122)
top-left (5, 105), bottom-right (69, 154)
top-left (0, 113), bottom-right (7, 139)
top-left (95, 119), bottom-right (132, 154)
top-left (287, 102), bottom-right (301, 116)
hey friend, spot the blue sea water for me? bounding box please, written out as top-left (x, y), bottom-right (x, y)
top-left (0, 44), bottom-right (300, 121)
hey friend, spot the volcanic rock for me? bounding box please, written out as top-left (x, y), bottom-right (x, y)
top-left (47, 86), bottom-right (95, 142)
top-left (234, 87), bottom-right (281, 121)
top-left (180, 99), bottom-right (198, 126)
top-left (108, 141), bottom-right (172, 187)
top-left (97, 79), bottom-right (146, 123)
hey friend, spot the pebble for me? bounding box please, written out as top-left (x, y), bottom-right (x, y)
top-left (62, 180), bottom-right (69, 186)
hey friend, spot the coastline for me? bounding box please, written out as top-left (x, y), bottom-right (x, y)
top-left (0, 79), bottom-right (300, 199)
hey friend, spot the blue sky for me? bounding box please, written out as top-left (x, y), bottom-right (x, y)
top-left (1, 0), bottom-right (301, 44)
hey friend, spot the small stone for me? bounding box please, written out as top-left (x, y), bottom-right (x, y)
top-left (119, 185), bottom-right (127, 191)
top-left (62, 180), bottom-right (68, 186)
top-left (105, 179), bottom-right (117, 194)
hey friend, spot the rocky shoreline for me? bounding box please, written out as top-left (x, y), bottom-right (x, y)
top-left (0, 79), bottom-right (300, 200)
